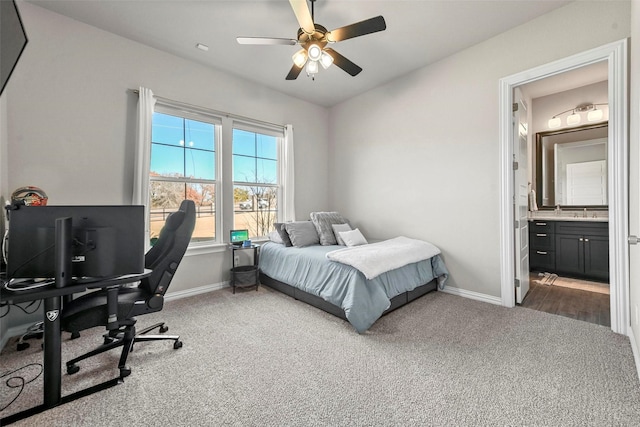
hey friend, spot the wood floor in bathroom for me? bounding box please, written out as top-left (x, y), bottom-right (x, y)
top-left (520, 277), bottom-right (610, 327)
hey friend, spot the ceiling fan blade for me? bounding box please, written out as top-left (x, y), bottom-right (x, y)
top-left (324, 48), bottom-right (362, 76)
top-left (286, 64), bottom-right (304, 80)
top-left (289, 0), bottom-right (315, 35)
top-left (237, 37), bottom-right (297, 46)
top-left (327, 16), bottom-right (387, 42)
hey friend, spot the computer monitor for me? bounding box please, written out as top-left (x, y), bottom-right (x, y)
top-left (230, 229), bottom-right (249, 246)
top-left (6, 205), bottom-right (145, 280)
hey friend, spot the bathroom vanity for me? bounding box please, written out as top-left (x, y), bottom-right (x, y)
top-left (529, 217), bottom-right (609, 282)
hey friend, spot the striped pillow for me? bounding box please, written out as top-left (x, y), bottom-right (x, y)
top-left (310, 212), bottom-right (349, 246)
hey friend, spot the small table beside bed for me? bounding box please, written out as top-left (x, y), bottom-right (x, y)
top-left (258, 212), bottom-right (449, 333)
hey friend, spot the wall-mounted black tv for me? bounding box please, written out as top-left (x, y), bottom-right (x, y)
top-left (6, 205), bottom-right (145, 280)
top-left (1, 0), bottom-right (28, 96)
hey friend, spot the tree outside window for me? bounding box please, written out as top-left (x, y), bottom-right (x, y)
top-left (232, 128), bottom-right (279, 238)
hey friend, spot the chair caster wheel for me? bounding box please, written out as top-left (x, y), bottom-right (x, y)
top-left (35, 332), bottom-right (44, 340)
top-left (120, 367), bottom-right (131, 378)
top-left (103, 337), bottom-right (115, 345)
top-left (67, 364), bottom-right (80, 375)
top-left (174, 340), bottom-right (183, 349)
top-left (17, 342), bottom-right (30, 351)
top-left (159, 325), bottom-right (169, 333)
top-left (71, 331), bottom-right (80, 340)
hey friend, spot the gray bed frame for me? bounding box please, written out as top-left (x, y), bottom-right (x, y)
top-left (259, 272), bottom-right (438, 322)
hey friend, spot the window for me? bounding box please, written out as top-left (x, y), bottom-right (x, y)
top-left (142, 94), bottom-right (291, 249)
top-left (232, 126), bottom-right (281, 239)
top-left (150, 108), bottom-right (219, 245)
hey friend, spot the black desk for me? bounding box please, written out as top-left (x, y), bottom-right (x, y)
top-left (0, 271), bottom-right (151, 425)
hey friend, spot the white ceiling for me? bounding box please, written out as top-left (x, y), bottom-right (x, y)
top-left (521, 61), bottom-right (609, 100)
top-left (28, 0), bottom-right (573, 107)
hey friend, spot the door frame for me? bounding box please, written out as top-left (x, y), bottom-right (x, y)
top-left (498, 39), bottom-right (629, 335)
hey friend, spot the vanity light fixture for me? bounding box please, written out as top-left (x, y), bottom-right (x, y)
top-left (547, 102), bottom-right (607, 129)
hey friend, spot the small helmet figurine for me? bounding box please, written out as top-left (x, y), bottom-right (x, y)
top-left (11, 186), bottom-right (48, 206)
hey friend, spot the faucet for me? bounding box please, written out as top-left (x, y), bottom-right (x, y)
top-left (555, 205), bottom-right (561, 215)
top-left (583, 208), bottom-right (587, 218)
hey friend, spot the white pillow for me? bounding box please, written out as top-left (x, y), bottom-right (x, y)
top-left (332, 223), bottom-right (352, 245)
top-left (339, 228), bottom-right (368, 247)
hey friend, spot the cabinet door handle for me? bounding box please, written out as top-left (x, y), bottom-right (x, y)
top-left (536, 233), bottom-right (547, 237)
top-left (535, 222), bottom-right (547, 226)
top-left (536, 251), bottom-right (548, 255)
top-left (579, 238), bottom-right (584, 241)
top-left (584, 238), bottom-right (589, 242)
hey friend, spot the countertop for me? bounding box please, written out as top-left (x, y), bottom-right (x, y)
top-left (528, 212), bottom-right (608, 222)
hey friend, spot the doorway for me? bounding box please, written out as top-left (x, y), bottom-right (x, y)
top-left (518, 76), bottom-right (610, 325)
top-left (498, 39), bottom-right (629, 334)
top-left (521, 273), bottom-right (610, 327)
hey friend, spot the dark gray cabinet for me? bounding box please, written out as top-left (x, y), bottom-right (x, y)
top-left (529, 221), bottom-right (555, 272)
top-left (529, 220), bottom-right (609, 282)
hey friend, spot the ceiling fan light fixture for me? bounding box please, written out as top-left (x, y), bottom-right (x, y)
top-left (307, 43), bottom-right (322, 61)
top-left (319, 51), bottom-right (333, 69)
top-left (292, 49), bottom-right (308, 68)
top-left (306, 59), bottom-right (319, 75)
top-left (238, 0), bottom-right (387, 81)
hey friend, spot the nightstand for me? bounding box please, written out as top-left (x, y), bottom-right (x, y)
top-left (229, 244), bottom-right (260, 293)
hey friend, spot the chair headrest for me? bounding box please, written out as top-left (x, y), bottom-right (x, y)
top-left (164, 210), bottom-right (185, 231)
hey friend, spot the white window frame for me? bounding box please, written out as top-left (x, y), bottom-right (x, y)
top-left (231, 120), bottom-right (284, 240)
top-left (151, 101), bottom-right (222, 249)
top-left (141, 95), bottom-right (289, 254)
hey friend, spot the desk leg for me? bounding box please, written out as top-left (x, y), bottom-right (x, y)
top-left (43, 296), bottom-right (62, 407)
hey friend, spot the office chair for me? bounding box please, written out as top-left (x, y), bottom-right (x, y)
top-left (61, 200), bottom-right (196, 379)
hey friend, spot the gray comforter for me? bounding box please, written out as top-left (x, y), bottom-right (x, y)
top-left (258, 242), bottom-right (449, 333)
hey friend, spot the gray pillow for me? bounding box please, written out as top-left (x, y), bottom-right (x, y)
top-left (274, 223), bottom-right (293, 247)
top-left (269, 230), bottom-right (283, 244)
top-left (284, 221), bottom-right (320, 247)
top-left (310, 212), bottom-right (349, 246)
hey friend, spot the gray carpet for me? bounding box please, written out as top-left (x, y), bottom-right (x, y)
top-left (1, 287), bottom-right (639, 426)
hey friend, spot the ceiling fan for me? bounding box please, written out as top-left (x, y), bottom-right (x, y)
top-left (237, 0), bottom-right (386, 80)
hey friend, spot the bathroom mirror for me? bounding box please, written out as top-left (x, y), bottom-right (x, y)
top-left (535, 122), bottom-right (608, 208)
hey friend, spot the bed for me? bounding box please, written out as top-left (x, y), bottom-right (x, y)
top-left (258, 238), bottom-right (449, 333)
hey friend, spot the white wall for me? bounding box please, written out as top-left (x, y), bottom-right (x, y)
top-left (4, 2), bottom-right (329, 305)
top-left (629, 0), bottom-right (640, 357)
top-left (328, 1), bottom-right (630, 298)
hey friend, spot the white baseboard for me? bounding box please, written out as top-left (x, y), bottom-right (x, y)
top-left (629, 327), bottom-right (640, 386)
top-left (164, 281), bottom-right (228, 301)
top-left (440, 286), bottom-right (503, 306)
